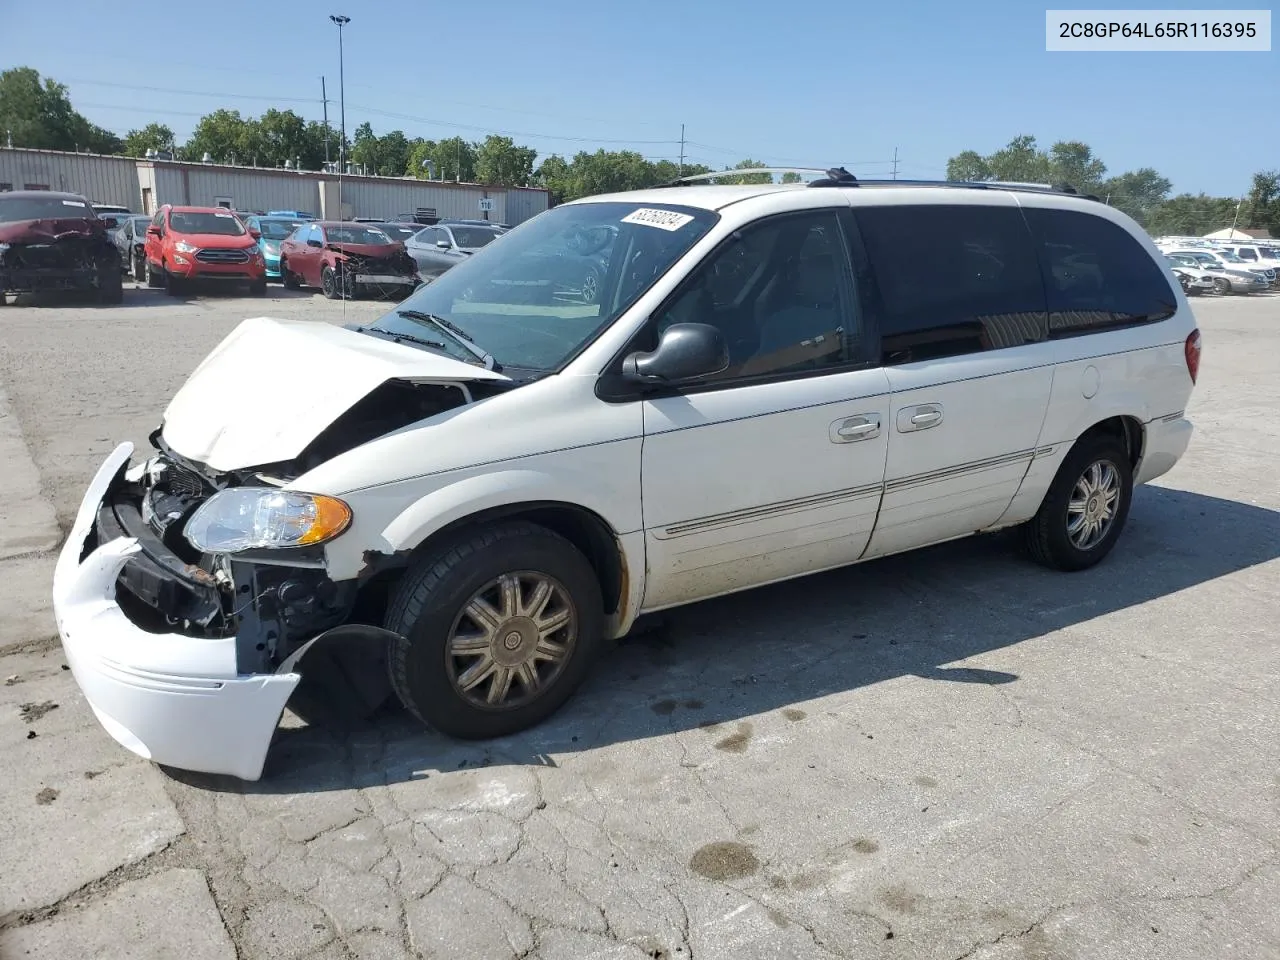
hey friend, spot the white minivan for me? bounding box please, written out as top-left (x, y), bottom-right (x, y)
top-left (53, 171), bottom-right (1200, 780)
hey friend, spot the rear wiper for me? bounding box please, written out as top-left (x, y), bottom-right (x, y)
top-left (356, 325), bottom-right (447, 352)
top-left (396, 309), bottom-right (500, 371)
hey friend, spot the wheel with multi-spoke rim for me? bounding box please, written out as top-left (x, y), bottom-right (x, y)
top-left (1021, 434), bottom-right (1133, 571)
top-left (1212, 277), bottom-right (1231, 296)
top-left (385, 521), bottom-right (603, 739)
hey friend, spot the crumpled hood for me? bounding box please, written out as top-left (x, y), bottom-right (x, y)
top-left (0, 217), bottom-right (106, 245)
top-left (161, 316), bottom-right (508, 472)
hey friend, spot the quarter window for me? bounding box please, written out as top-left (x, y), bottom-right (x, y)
top-left (1022, 207), bottom-right (1177, 335)
top-left (854, 204), bottom-right (1048, 364)
top-left (651, 211), bottom-right (859, 383)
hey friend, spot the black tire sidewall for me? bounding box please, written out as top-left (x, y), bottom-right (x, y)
top-left (387, 525), bottom-right (603, 739)
top-left (1038, 438), bottom-right (1133, 571)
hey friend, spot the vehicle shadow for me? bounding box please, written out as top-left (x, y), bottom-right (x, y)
top-left (167, 484), bottom-right (1280, 794)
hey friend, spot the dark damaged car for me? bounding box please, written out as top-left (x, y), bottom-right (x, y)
top-left (278, 221), bottom-right (420, 299)
top-left (0, 191), bottom-right (124, 305)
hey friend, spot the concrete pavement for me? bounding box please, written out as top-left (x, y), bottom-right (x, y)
top-left (0, 284), bottom-right (1276, 959)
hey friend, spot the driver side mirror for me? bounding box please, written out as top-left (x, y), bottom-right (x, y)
top-left (306, 238), bottom-right (323, 248)
top-left (249, 228), bottom-right (261, 240)
top-left (146, 225), bottom-right (162, 237)
top-left (622, 323), bottom-right (730, 386)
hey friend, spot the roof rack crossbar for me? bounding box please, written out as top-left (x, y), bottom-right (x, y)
top-left (658, 166), bottom-right (832, 187)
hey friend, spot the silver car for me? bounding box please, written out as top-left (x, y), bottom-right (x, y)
top-left (112, 215), bottom-right (153, 280)
top-left (404, 223), bottom-right (504, 279)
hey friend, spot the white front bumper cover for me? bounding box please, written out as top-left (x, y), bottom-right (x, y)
top-left (52, 442), bottom-right (300, 781)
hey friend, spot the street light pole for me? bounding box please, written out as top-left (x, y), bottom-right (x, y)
top-left (329, 15), bottom-right (350, 173)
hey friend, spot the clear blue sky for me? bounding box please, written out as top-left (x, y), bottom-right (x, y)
top-left (2, 0), bottom-right (1275, 195)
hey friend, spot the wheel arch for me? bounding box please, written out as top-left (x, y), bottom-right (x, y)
top-left (355, 475), bottom-right (637, 633)
top-left (1075, 414), bottom-right (1145, 470)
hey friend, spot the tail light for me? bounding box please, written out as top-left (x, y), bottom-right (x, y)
top-left (1184, 329), bottom-right (1202, 384)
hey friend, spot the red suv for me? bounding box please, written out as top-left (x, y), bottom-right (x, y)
top-left (144, 205), bottom-right (266, 296)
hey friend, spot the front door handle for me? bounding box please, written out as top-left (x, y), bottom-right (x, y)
top-left (830, 414), bottom-right (881, 444)
top-left (897, 403), bottom-right (944, 433)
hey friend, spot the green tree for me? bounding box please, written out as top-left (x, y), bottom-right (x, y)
top-left (407, 138), bottom-right (440, 179)
top-left (946, 150), bottom-right (992, 181)
top-left (1144, 194), bottom-right (1242, 236)
top-left (535, 153), bottom-right (574, 203)
top-left (1048, 141), bottom-right (1106, 191)
top-left (0, 67), bottom-right (120, 153)
top-left (185, 108), bottom-right (253, 164)
top-left (1102, 168), bottom-right (1172, 226)
top-left (474, 134), bottom-right (537, 186)
top-left (1245, 170), bottom-right (1280, 235)
top-left (257, 108), bottom-right (324, 169)
top-left (780, 171), bottom-right (804, 184)
top-left (430, 136), bottom-right (477, 182)
top-left (350, 121), bottom-right (380, 172)
top-left (376, 130), bottom-right (411, 177)
top-left (985, 135), bottom-right (1051, 183)
top-left (122, 123), bottom-right (174, 157)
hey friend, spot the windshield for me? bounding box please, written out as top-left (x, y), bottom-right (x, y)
top-left (0, 195), bottom-right (94, 221)
top-left (170, 211), bottom-right (246, 236)
top-left (449, 226), bottom-right (502, 248)
top-left (368, 201), bottom-right (718, 374)
top-left (258, 219), bottom-right (301, 240)
top-left (378, 223), bottom-right (425, 241)
top-left (326, 225), bottom-right (392, 245)
top-left (1218, 253), bottom-right (1244, 262)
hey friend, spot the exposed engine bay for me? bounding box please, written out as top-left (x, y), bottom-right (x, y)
top-left (93, 378), bottom-right (481, 683)
top-left (328, 245), bottom-right (420, 294)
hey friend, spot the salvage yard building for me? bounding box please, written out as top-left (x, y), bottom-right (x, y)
top-left (0, 147), bottom-right (549, 225)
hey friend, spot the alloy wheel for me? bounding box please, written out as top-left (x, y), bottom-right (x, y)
top-left (445, 571), bottom-right (577, 710)
top-left (1067, 459), bottom-right (1120, 550)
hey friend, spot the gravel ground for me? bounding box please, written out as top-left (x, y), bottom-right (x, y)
top-left (0, 281), bottom-right (1276, 960)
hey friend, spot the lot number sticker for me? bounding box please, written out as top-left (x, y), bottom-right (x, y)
top-left (622, 208), bottom-right (695, 231)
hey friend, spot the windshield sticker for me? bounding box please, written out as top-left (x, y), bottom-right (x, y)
top-left (63, 199), bottom-right (84, 206)
top-left (621, 208), bottom-right (695, 231)
top-left (215, 211), bottom-right (234, 218)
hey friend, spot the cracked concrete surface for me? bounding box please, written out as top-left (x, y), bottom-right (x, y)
top-left (0, 287), bottom-right (1277, 959)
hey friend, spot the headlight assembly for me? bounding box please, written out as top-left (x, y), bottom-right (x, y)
top-left (184, 489), bottom-right (352, 553)
top-left (174, 240), bottom-right (200, 254)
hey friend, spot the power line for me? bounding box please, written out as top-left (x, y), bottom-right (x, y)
top-left (65, 77), bottom-right (321, 105)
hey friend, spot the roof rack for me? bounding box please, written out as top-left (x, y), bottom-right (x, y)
top-left (657, 167), bottom-right (1101, 201)
top-left (659, 166), bottom-right (833, 186)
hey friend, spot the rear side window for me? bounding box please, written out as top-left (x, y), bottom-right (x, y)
top-left (1021, 207), bottom-right (1177, 336)
top-left (854, 204), bottom-right (1048, 364)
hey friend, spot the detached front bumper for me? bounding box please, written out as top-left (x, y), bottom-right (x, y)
top-left (52, 443), bottom-right (299, 781)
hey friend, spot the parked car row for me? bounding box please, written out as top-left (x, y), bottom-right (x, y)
top-left (1155, 236), bottom-right (1278, 295)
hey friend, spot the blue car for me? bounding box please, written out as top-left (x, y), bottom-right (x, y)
top-left (266, 210), bottom-right (316, 220)
top-left (245, 216), bottom-right (305, 281)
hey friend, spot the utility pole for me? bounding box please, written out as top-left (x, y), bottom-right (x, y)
top-left (1230, 196), bottom-right (1243, 236)
top-left (891, 146), bottom-right (899, 180)
top-left (679, 124), bottom-right (686, 177)
top-left (330, 15), bottom-right (350, 173)
top-left (320, 77), bottom-right (331, 167)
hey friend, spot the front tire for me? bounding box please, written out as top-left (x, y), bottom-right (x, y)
top-left (1021, 435), bottom-right (1133, 572)
top-left (385, 521), bottom-right (604, 740)
top-left (164, 266), bottom-right (184, 298)
top-left (321, 265), bottom-right (341, 299)
top-left (133, 254), bottom-right (146, 282)
top-left (1212, 277), bottom-right (1231, 296)
top-left (146, 260), bottom-right (164, 288)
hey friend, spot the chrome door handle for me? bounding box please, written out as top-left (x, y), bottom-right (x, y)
top-left (830, 415), bottom-right (881, 444)
top-left (897, 403), bottom-right (944, 433)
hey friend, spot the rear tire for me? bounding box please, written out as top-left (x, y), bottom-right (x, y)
top-left (1212, 277), bottom-right (1231, 296)
top-left (1021, 435), bottom-right (1133, 572)
top-left (385, 521), bottom-right (604, 740)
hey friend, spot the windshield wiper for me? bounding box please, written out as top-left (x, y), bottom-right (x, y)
top-left (396, 309), bottom-right (500, 371)
top-left (356, 325), bottom-right (447, 352)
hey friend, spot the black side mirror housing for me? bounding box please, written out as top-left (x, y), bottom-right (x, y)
top-left (307, 238), bottom-right (323, 248)
top-left (621, 322), bottom-right (730, 386)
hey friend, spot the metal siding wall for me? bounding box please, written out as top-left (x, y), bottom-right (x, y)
top-left (179, 169), bottom-right (318, 214)
top-left (504, 188), bottom-right (549, 225)
top-left (334, 179), bottom-right (504, 222)
top-left (0, 149), bottom-right (141, 209)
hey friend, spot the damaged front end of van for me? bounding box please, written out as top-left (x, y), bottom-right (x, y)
top-left (52, 316), bottom-right (511, 780)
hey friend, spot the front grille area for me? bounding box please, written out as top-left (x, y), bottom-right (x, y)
top-left (194, 248), bottom-right (250, 264)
